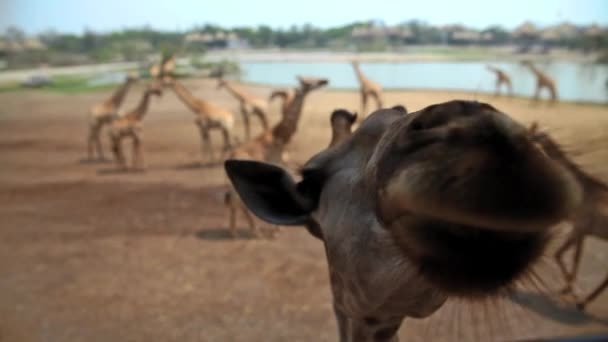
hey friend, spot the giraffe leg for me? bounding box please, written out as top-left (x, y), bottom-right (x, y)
top-left (196, 123), bottom-right (206, 162)
top-left (226, 190), bottom-right (238, 238)
top-left (118, 145), bottom-right (127, 170)
top-left (87, 125), bottom-right (97, 160)
top-left (268, 224), bottom-right (281, 239)
top-left (495, 80), bottom-right (501, 96)
top-left (253, 108), bottom-right (269, 131)
top-left (130, 136), bottom-right (137, 170)
top-left (132, 131), bottom-right (144, 171)
top-left (113, 137), bottom-right (127, 170)
top-left (199, 125), bottom-right (214, 163)
top-left (240, 103), bottom-right (251, 141)
top-left (109, 134), bottom-right (118, 163)
top-left (205, 129), bottom-right (214, 163)
top-left (549, 85), bottom-right (558, 102)
top-left (566, 237), bottom-right (585, 291)
top-left (220, 125), bottom-right (232, 157)
top-left (577, 273), bottom-right (608, 311)
top-left (555, 235), bottom-right (577, 293)
top-left (372, 92), bottom-right (383, 110)
top-left (361, 92), bottom-right (368, 117)
top-left (92, 123), bottom-right (106, 161)
top-left (533, 83), bottom-right (541, 101)
top-left (95, 131), bottom-right (105, 161)
top-left (242, 206), bottom-right (260, 238)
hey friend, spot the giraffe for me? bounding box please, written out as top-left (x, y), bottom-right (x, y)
top-left (269, 89), bottom-right (296, 119)
top-left (149, 54), bottom-right (176, 79)
top-left (161, 55), bottom-right (176, 76)
top-left (217, 78), bottom-right (269, 140)
top-left (522, 60), bottom-right (558, 102)
top-left (163, 76), bottom-right (234, 163)
top-left (486, 65), bottom-right (513, 96)
top-left (86, 72), bottom-right (138, 161)
top-left (226, 100), bottom-right (581, 341)
top-left (267, 88), bottom-right (297, 162)
top-left (529, 123), bottom-right (608, 311)
top-left (224, 76), bottom-right (329, 238)
top-left (328, 109), bottom-right (358, 148)
top-left (108, 80), bottom-right (163, 171)
top-left (267, 81), bottom-right (323, 147)
top-left (149, 63), bottom-right (161, 79)
top-left (351, 60), bottom-right (383, 117)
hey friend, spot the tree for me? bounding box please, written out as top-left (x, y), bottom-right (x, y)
top-left (256, 25), bottom-right (274, 46)
top-left (5, 26), bottom-right (26, 43)
top-left (482, 25), bottom-right (511, 45)
top-left (82, 29), bottom-right (99, 52)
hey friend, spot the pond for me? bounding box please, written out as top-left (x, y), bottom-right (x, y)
top-left (240, 61), bottom-right (608, 104)
top-left (87, 71), bottom-right (128, 87)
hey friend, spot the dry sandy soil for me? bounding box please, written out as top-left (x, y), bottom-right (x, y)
top-left (0, 78), bottom-right (607, 342)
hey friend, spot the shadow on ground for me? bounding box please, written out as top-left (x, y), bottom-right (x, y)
top-left (195, 227), bottom-right (278, 241)
top-left (509, 290), bottom-right (608, 326)
top-left (174, 161), bottom-right (221, 170)
top-left (78, 158), bottom-right (112, 164)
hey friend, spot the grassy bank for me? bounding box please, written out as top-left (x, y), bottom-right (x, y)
top-left (0, 74), bottom-right (117, 94)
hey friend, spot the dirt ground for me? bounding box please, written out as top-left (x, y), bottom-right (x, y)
top-left (1, 78), bottom-right (607, 342)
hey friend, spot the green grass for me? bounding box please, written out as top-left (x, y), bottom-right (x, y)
top-left (0, 82), bottom-right (24, 93)
top-left (0, 74), bottom-right (120, 94)
top-left (1, 67), bottom-right (198, 95)
top-left (405, 46), bottom-right (499, 60)
top-left (46, 75), bottom-right (116, 94)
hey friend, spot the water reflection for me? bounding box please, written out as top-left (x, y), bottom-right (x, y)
top-left (241, 61), bottom-right (608, 103)
top-left (87, 71), bottom-right (127, 86)
top-left (83, 62), bottom-right (608, 103)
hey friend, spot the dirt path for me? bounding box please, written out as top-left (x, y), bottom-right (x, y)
top-left (1, 80), bottom-right (607, 341)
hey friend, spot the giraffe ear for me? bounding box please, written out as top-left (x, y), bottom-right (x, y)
top-left (224, 160), bottom-right (316, 225)
top-left (529, 122), bottom-right (539, 134)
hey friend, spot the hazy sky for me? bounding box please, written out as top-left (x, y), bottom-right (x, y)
top-left (1, 0), bottom-right (607, 34)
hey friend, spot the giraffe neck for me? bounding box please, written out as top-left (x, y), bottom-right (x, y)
top-left (107, 79), bottom-right (134, 106)
top-left (353, 64), bottom-right (366, 84)
top-left (488, 66), bottom-right (500, 74)
top-left (223, 82), bottom-right (248, 102)
top-left (271, 90), bottom-right (294, 115)
top-left (170, 80), bottom-right (202, 113)
top-left (527, 64), bottom-right (543, 78)
top-left (535, 132), bottom-right (608, 194)
top-left (271, 87), bottom-right (309, 145)
top-left (330, 127), bottom-right (350, 148)
top-left (126, 91), bottom-right (154, 121)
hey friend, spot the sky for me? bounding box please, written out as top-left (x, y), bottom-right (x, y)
top-left (1, 0), bottom-right (607, 34)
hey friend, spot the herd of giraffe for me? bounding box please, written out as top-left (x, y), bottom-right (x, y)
top-left (84, 55), bottom-right (605, 341)
top-left (486, 61), bottom-right (559, 101)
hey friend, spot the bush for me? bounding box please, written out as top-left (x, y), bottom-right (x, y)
top-left (596, 50), bottom-right (608, 64)
top-left (191, 56), bottom-right (242, 78)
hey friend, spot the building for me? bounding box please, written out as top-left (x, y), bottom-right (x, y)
top-left (351, 23), bottom-right (414, 43)
top-left (184, 31), bottom-right (249, 49)
top-left (0, 37), bottom-right (47, 55)
top-left (540, 22), bottom-right (579, 44)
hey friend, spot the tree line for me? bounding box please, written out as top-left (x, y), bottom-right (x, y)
top-left (1, 21), bottom-right (607, 68)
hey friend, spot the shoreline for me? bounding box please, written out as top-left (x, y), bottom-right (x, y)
top-left (3, 78), bottom-right (606, 107)
top-left (239, 80), bottom-right (608, 107)
top-left (1, 50), bottom-right (605, 105)
top-left (205, 48), bottom-right (599, 63)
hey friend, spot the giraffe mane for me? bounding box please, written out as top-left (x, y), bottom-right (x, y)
top-left (532, 125), bottom-right (608, 193)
